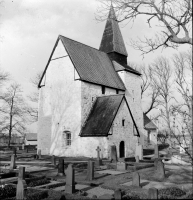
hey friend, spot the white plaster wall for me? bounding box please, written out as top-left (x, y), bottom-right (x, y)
top-left (118, 71), bottom-right (144, 146)
top-left (108, 99), bottom-right (138, 158)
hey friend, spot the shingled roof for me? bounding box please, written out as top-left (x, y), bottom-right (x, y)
top-left (80, 95), bottom-right (139, 137)
top-left (99, 5), bottom-right (128, 56)
top-left (143, 113), bottom-right (157, 130)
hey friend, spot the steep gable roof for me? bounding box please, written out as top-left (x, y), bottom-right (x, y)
top-left (99, 5), bottom-right (128, 56)
top-left (143, 113), bottom-right (157, 130)
top-left (80, 94), bottom-right (140, 137)
top-left (39, 36), bottom-right (125, 90)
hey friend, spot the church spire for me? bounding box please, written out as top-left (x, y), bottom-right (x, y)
top-left (99, 4), bottom-right (128, 65)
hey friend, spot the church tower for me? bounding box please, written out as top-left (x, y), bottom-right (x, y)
top-left (99, 5), bottom-right (128, 66)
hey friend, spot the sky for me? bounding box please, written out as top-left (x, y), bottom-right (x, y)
top-left (0, 0), bottom-right (191, 132)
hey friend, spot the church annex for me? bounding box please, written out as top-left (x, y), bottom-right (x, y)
top-left (37, 6), bottom-right (144, 158)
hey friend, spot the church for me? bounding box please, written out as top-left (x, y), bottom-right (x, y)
top-left (37, 6), bottom-right (145, 158)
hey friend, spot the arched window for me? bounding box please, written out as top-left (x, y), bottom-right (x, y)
top-left (64, 131), bottom-right (71, 146)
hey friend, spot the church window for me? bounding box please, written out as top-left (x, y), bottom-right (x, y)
top-left (64, 131), bottom-right (71, 146)
top-left (102, 86), bottom-right (105, 94)
top-left (122, 119), bottom-right (125, 126)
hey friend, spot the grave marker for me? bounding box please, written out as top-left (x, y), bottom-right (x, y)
top-left (38, 149), bottom-right (41, 159)
top-left (10, 154), bottom-right (16, 170)
top-left (51, 155), bottom-right (56, 166)
top-left (16, 178), bottom-right (27, 200)
top-left (156, 160), bottom-right (165, 179)
top-left (117, 161), bottom-right (126, 171)
top-left (96, 146), bottom-right (102, 166)
top-left (65, 164), bottom-right (75, 194)
top-left (86, 160), bottom-right (94, 181)
top-left (135, 155), bottom-right (139, 163)
top-left (58, 158), bottom-right (65, 176)
top-left (135, 144), bottom-right (143, 160)
top-left (114, 189), bottom-right (122, 200)
top-left (154, 144), bottom-right (159, 158)
top-left (132, 172), bottom-right (141, 187)
top-left (22, 144), bottom-right (25, 150)
top-left (148, 187), bottom-right (158, 199)
top-left (18, 166), bottom-right (25, 180)
top-left (110, 145), bottom-right (118, 163)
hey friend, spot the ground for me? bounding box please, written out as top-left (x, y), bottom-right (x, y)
top-left (0, 146), bottom-right (192, 199)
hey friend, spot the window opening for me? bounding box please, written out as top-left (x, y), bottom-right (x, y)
top-left (122, 119), bottom-right (125, 126)
top-left (102, 86), bottom-right (105, 94)
top-left (116, 89), bottom-right (119, 94)
top-left (64, 131), bottom-right (71, 146)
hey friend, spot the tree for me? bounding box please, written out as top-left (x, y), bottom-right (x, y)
top-left (0, 83), bottom-right (28, 147)
top-left (157, 129), bottom-right (169, 144)
top-left (0, 68), bottom-right (9, 88)
top-left (97, 0), bottom-right (192, 54)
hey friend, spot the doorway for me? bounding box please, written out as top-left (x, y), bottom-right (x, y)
top-left (119, 141), bottom-right (125, 158)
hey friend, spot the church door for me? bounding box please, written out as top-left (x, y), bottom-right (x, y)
top-left (119, 141), bottom-right (125, 158)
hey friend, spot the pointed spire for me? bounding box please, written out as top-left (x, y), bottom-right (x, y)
top-left (99, 4), bottom-right (128, 58)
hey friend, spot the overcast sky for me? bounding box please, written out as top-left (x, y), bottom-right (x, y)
top-left (0, 0), bottom-right (190, 132)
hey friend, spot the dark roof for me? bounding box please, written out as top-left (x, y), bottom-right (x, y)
top-left (80, 95), bottom-right (140, 137)
top-left (143, 113), bottom-right (157, 130)
top-left (25, 133), bottom-right (37, 141)
top-left (112, 61), bottom-right (141, 75)
top-left (99, 5), bottom-right (128, 56)
top-left (39, 36), bottom-right (126, 90)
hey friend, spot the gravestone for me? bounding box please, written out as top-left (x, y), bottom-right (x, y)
top-left (96, 146), bottom-right (102, 166)
top-left (22, 144), bottom-right (25, 150)
top-left (135, 144), bottom-right (143, 160)
top-left (38, 149), bottom-right (41, 159)
top-left (154, 158), bottom-right (159, 169)
top-left (16, 178), bottom-right (27, 200)
top-left (10, 154), bottom-right (16, 170)
top-left (135, 155), bottom-right (139, 163)
top-left (51, 155), bottom-right (56, 166)
top-left (58, 158), bottom-right (65, 176)
top-left (114, 189), bottom-right (122, 200)
top-left (117, 161), bottom-right (126, 171)
top-left (156, 160), bottom-right (165, 179)
top-left (154, 144), bottom-right (159, 158)
top-left (148, 187), bottom-right (158, 199)
top-left (132, 172), bottom-right (141, 187)
top-left (65, 164), bottom-right (75, 194)
top-left (18, 166), bottom-right (25, 180)
top-left (86, 160), bottom-right (94, 181)
top-left (110, 145), bottom-right (118, 163)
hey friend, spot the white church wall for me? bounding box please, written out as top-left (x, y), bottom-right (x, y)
top-left (108, 99), bottom-right (138, 158)
top-left (38, 39), bottom-right (82, 155)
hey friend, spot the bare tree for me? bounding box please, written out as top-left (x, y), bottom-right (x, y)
top-left (97, 0), bottom-right (192, 54)
top-left (0, 83), bottom-right (28, 147)
top-left (0, 68), bottom-right (9, 88)
top-left (26, 72), bottom-right (42, 122)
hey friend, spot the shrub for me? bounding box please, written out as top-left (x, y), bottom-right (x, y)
top-left (27, 178), bottom-right (50, 187)
top-left (0, 185), bottom-right (16, 199)
top-left (159, 187), bottom-right (186, 198)
top-left (26, 190), bottom-right (48, 200)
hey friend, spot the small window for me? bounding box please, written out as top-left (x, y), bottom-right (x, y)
top-left (116, 89), bottom-right (119, 94)
top-left (122, 119), bottom-right (125, 126)
top-left (102, 86), bottom-right (105, 94)
top-left (64, 131), bottom-right (71, 146)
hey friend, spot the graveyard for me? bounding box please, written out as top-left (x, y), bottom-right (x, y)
top-left (0, 145), bottom-right (192, 200)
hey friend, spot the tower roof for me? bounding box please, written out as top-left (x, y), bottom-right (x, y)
top-left (99, 5), bottom-right (128, 56)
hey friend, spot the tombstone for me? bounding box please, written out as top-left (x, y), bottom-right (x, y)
top-left (10, 154), bottom-right (16, 170)
top-left (13, 148), bottom-right (17, 156)
top-left (96, 146), bottom-right (102, 166)
top-left (58, 158), bottom-right (65, 176)
top-left (51, 155), bottom-right (56, 166)
top-left (110, 145), bottom-right (118, 163)
top-left (154, 158), bottom-right (159, 169)
top-left (86, 160), bottom-right (94, 181)
top-left (16, 178), bottom-right (27, 200)
top-left (135, 155), bottom-right (139, 163)
top-left (18, 166), bottom-right (25, 180)
top-left (148, 187), bottom-right (158, 199)
top-left (117, 161), bottom-right (126, 171)
top-left (38, 149), bottom-right (41, 159)
top-left (154, 144), bottom-right (159, 158)
top-left (156, 160), bottom-right (165, 179)
top-left (22, 144), bottom-right (25, 150)
top-left (114, 189), bottom-right (122, 200)
top-left (65, 164), bottom-right (75, 194)
top-left (132, 172), bottom-right (141, 187)
top-left (135, 144), bottom-right (143, 160)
